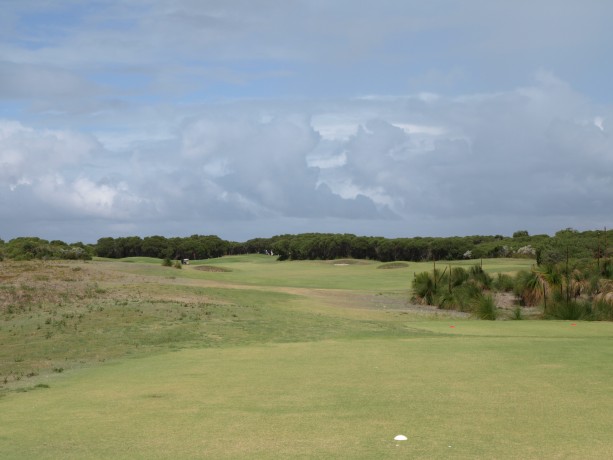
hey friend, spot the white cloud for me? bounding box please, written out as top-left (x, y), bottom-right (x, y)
top-left (34, 175), bottom-right (119, 217)
top-left (594, 117), bottom-right (604, 132)
top-left (0, 120), bottom-right (100, 187)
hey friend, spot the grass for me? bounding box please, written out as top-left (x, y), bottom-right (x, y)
top-left (1, 331), bottom-right (612, 459)
top-left (107, 255), bottom-right (534, 291)
top-left (1, 256), bottom-right (612, 458)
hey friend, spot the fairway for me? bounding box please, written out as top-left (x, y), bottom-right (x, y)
top-left (1, 257), bottom-right (612, 459)
top-left (2, 327), bottom-right (613, 459)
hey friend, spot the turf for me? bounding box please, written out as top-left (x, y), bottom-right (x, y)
top-left (1, 256), bottom-right (612, 459)
top-left (2, 331), bottom-right (612, 459)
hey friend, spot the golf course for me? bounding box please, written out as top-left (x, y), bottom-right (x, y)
top-left (1, 255), bottom-right (612, 459)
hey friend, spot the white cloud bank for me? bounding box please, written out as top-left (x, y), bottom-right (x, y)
top-left (1, 73), bottom-right (612, 242)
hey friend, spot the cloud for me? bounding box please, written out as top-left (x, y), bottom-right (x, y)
top-left (1, 2), bottom-right (613, 241)
top-left (2, 71), bottom-right (612, 241)
top-left (0, 120), bottom-right (99, 185)
top-left (32, 175), bottom-right (145, 219)
top-left (0, 61), bottom-right (100, 102)
top-left (176, 113), bottom-right (393, 220)
top-left (0, 120), bottom-right (147, 225)
top-left (308, 74), bottom-right (613, 228)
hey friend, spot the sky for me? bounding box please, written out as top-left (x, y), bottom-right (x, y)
top-left (1, 0), bottom-right (612, 243)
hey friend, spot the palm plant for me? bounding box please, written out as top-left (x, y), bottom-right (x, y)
top-left (593, 279), bottom-right (613, 306)
top-left (412, 271), bottom-right (438, 305)
top-left (569, 269), bottom-right (590, 299)
top-left (475, 295), bottom-right (498, 320)
top-left (514, 270), bottom-right (547, 307)
top-left (468, 264), bottom-right (492, 289)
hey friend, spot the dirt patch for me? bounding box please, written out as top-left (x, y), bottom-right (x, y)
top-left (493, 292), bottom-right (518, 309)
top-left (292, 288), bottom-right (470, 317)
top-left (193, 265), bottom-right (232, 273)
top-left (326, 259), bottom-right (369, 265)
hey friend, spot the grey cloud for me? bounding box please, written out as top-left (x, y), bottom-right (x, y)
top-left (312, 76), bottom-right (613, 227)
top-left (0, 62), bottom-right (98, 100)
top-left (0, 120), bottom-right (101, 185)
top-left (0, 120), bottom-right (150, 228)
top-left (176, 113), bottom-right (394, 220)
top-left (4, 72), bottom-right (612, 242)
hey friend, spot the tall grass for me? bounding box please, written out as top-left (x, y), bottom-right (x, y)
top-left (475, 294), bottom-right (498, 320)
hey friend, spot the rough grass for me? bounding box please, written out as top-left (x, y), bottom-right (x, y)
top-left (0, 259), bottom-right (429, 389)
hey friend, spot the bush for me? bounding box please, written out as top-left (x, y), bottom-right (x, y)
top-left (494, 273), bottom-right (515, 292)
top-left (546, 300), bottom-right (592, 321)
top-left (438, 283), bottom-right (481, 312)
top-left (475, 295), bottom-right (498, 320)
top-left (514, 270), bottom-right (545, 307)
top-left (592, 299), bottom-right (613, 321)
top-left (412, 271), bottom-right (437, 305)
top-left (173, 260), bottom-right (182, 269)
top-left (469, 265), bottom-right (492, 289)
top-left (511, 306), bottom-right (523, 320)
top-left (162, 258), bottom-right (172, 267)
top-left (450, 267), bottom-right (469, 287)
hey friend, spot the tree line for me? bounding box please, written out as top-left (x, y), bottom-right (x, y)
top-left (0, 227), bottom-right (609, 264)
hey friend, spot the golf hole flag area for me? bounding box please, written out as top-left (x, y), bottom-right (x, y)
top-left (2, 323), bottom-right (613, 459)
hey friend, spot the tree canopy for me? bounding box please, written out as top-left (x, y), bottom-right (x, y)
top-left (0, 228), bottom-right (609, 263)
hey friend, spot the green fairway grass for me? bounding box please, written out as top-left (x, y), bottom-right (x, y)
top-left (1, 329), bottom-right (612, 459)
top-left (1, 256), bottom-right (611, 459)
top-left (107, 255), bottom-right (534, 291)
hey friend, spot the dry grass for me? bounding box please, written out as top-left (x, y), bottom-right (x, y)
top-left (0, 259), bottom-right (439, 391)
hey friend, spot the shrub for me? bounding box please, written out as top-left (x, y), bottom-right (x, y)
top-left (494, 273), bottom-right (515, 292)
top-left (412, 271), bottom-right (437, 305)
top-left (511, 306), bottom-right (523, 320)
top-left (469, 264), bottom-right (492, 289)
top-left (173, 260), bottom-right (182, 269)
top-left (546, 298), bottom-right (592, 320)
top-left (601, 259), bottom-right (613, 278)
top-left (438, 284), bottom-right (481, 312)
top-left (514, 270), bottom-right (546, 307)
top-left (515, 245), bottom-right (536, 257)
top-left (450, 267), bottom-right (469, 287)
top-left (162, 258), bottom-right (172, 267)
top-left (592, 299), bottom-right (613, 321)
top-left (475, 295), bottom-right (498, 320)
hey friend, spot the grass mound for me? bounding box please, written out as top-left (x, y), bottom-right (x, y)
top-left (377, 262), bottom-right (409, 269)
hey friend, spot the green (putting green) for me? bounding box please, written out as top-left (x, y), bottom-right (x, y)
top-left (2, 321), bottom-right (612, 459)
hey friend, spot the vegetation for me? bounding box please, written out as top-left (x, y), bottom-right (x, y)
top-left (412, 264), bottom-right (495, 315)
top-left (411, 252), bottom-right (613, 320)
top-left (1, 227), bottom-right (610, 264)
top-left (0, 237), bottom-right (92, 261)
